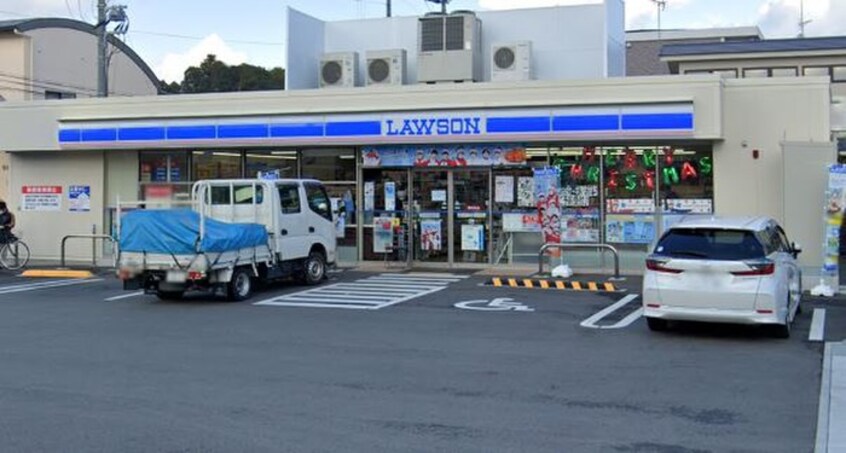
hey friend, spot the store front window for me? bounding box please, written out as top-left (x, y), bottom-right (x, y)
top-left (139, 151), bottom-right (191, 203)
top-left (192, 151), bottom-right (243, 180)
top-left (245, 150), bottom-right (298, 179)
top-left (301, 148), bottom-right (356, 182)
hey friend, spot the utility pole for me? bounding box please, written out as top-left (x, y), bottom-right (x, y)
top-left (386, 0), bottom-right (391, 17)
top-left (97, 0), bottom-right (107, 97)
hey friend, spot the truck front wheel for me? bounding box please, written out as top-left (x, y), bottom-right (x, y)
top-left (301, 252), bottom-right (326, 285)
top-left (227, 267), bottom-right (253, 301)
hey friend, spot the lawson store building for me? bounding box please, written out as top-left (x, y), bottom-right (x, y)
top-left (0, 4), bottom-right (836, 282)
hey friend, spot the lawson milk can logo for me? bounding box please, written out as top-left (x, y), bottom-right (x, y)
top-left (384, 115), bottom-right (483, 136)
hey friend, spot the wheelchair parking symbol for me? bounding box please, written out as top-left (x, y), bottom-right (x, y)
top-left (454, 298), bottom-right (534, 312)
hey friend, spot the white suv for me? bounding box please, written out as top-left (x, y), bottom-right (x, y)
top-left (642, 216), bottom-right (802, 338)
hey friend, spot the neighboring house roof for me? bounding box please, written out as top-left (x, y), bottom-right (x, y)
top-left (0, 17), bottom-right (160, 93)
top-left (627, 26), bottom-right (763, 43)
top-left (661, 36), bottom-right (846, 58)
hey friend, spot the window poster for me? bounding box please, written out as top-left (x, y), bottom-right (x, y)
top-left (373, 216), bottom-right (394, 253)
top-left (561, 214), bottom-right (599, 243)
top-left (823, 164), bottom-right (846, 275)
top-left (517, 177), bottom-right (535, 207)
top-left (384, 181), bottom-right (396, 211)
top-left (663, 199), bottom-right (713, 214)
top-left (533, 168), bottom-right (561, 244)
top-left (364, 181), bottom-right (375, 212)
top-left (431, 190), bottom-right (447, 203)
top-left (494, 176), bottom-right (514, 203)
top-left (362, 144), bottom-right (527, 168)
top-left (420, 219), bottom-right (442, 251)
top-left (461, 224), bottom-right (485, 251)
top-left (606, 215), bottom-right (656, 244)
top-left (606, 198), bottom-right (655, 214)
top-left (502, 213), bottom-right (541, 233)
top-left (560, 185), bottom-right (598, 208)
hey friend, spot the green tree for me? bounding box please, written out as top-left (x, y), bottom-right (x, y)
top-left (161, 54), bottom-right (285, 94)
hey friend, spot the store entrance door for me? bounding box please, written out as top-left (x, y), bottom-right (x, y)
top-left (412, 169), bottom-right (490, 265)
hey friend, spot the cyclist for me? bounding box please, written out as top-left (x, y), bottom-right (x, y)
top-left (0, 201), bottom-right (15, 244)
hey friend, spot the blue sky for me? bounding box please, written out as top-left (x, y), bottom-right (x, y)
top-left (1, 0), bottom-right (845, 82)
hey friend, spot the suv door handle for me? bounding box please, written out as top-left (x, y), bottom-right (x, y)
top-left (281, 229), bottom-right (288, 235)
top-left (309, 227), bottom-right (315, 233)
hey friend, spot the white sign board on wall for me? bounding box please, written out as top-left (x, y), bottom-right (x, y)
top-left (21, 186), bottom-right (62, 211)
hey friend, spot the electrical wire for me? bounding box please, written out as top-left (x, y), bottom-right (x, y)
top-left (129, 29), bottom-right (285, 46)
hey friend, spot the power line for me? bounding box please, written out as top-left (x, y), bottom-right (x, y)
top-left (129, 29), bottom-right (285, 46)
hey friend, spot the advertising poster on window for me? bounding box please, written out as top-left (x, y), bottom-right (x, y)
top-left (68, 185), bottom-right (91, 212)
top-left (364, 181), bottom-right (375, 212)
top-left (517, 177), bottom-right (535, 207)
top-left (331, 198), bottom-right (345, 238)
top-left (362, 145), bottom-right (527, 168)
top-left (662, 199), bottom-right (713, 214)
top-left (431, 190), bottom-right (447, 203)
top-left (606, 215), bottom-right (656, 244)
top-left (21, 186), bottom-right (62, 212)
top-left (494, 176), bottom-right (514, 203)
top-left (561, 214), bottom-right (600, 243)
top-left (420, 219), bottom-right (442, 251)
top-left (560, 185), bottom-right (598, 208)
top-left (606, 199), bottom-right (656, 214)
top-left (534, 168), bottom-right (561, 244)
top-left (502, 213), bottom-right (541, 233)
top-left (384, 182), bottom-right (396, 211)
top-left (373, 216), bottom-right (394, 253)
top-left (461, 224), bottom-right (485, 251)
top-left (822, 164), bottom-right (846, 275)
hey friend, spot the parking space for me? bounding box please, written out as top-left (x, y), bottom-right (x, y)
top-left (0, 268), bottom-right (839, 452)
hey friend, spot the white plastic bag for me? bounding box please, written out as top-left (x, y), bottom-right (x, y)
top-left (551, 264), bottom-right (573, 279)
top-left (810, 279), bottom-right (834, 298)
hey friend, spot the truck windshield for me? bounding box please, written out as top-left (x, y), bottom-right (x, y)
top-left (654, 228), bottom-right (766, 261)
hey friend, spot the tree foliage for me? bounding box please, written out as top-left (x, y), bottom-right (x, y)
top-left (160, 54), bottom-right (285, 94)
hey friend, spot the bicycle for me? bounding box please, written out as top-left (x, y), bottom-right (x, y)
top-left (0, 234), bottom-right (30, 271)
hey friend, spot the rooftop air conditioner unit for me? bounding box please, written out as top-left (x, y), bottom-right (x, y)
top-left (319, 52), bottom-right (358, 88)
top-left (491, 41), bottom-right (532, 82)
top-left (366, 49), bottom-right (407, 86)
top-left (418, 11), bottom-right (482, 83)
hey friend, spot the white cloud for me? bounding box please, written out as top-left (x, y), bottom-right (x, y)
top-left (0, 0), bottom-right (86, 19)
top-left (476, 0), bottom-right (690, 30)
top-left (154, 34), bottom-right (248, 83)
top-left (757, 0), bottom-right (846, 37)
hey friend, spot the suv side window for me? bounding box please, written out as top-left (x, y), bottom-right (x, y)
top-left (776, 226), bottom-right (792, 251)
top-left (304, 182), bottom-right (332, 221)
top-left (278, 184), bottom-right (301, 214)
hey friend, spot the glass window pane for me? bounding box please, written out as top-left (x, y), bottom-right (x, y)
top-left (192, 151), bottom-right (242, 180)
top-left (211, 186), bottom-right (230, 205)
top-left (655, 229), bottom-right (765, 260)
top-left (834, 66), bottom-right (846, 82)
top-left (305, 182), bottom-right (332, 221)
top-left (245, 150), bottom-right (298, 179)
top-left (714, 69), bottom-right (737, 79)
top-left (301, 148), bottom-right (356, 181)
top-left (771, 67), bottom-right (797, 77)
top-left (234, 185), bottom-right (263, 204)
top-left (803, 66), bottom-right (830, 77)
top-left (743, 68), bottom-right (769, 78)
top-left (278, 184), bottom-right (301, 214)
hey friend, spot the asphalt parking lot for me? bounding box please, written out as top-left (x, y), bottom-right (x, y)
top-left (0, 269), bottom-right (840, 453)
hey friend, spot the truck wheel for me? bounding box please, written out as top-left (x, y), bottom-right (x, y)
top-left (301, 251), bottom-right (326, 285)
top-left (156, 290), bottom-right (184, 301)
top-left (227, 267), bottom-right (253, 301)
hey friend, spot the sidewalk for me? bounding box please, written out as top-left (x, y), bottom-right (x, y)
top-left (817, 341), bottom-right (846, 452)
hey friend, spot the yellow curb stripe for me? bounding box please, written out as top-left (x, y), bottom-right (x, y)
top-left (556, 281), bottom-right (566, 290)
top-left (492, 278), bottom-right (502, 287)
top-left (523, 279), bottom-right (533, 288)
top-left (21, 269), bottom-right (93, 279)
top-left (508, 278), bottom-right (518, 287)
top-left (539, 280), bottom-right (549, 289)
top-left (604, 282), bottom-right (616, 292)
top-left (588, 282), bottom-right (599, 291)
top-left (571, 282), bottom-right (582, 291)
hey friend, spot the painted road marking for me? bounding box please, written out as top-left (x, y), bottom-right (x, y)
top-left (809, 308), bottom-right (826, 342)
top-left (254, 273), bottom-right (467, 310)
top-left (580, 294), bottom-right (640, 329)
top-left (0, 278), bottom-right (104, 295)
top-left (454, 298), bottom-right (534, 312)
top-left (104, 291), bottom-right (145, 301)
top-left (484, 278), bottom-right (619, 292)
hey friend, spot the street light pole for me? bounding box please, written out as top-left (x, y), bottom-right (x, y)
top-left (97, 0), bottom-right (107, 97)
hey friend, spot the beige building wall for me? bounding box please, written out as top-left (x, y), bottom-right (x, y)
top-left (0, 33), bottom-right (32, 204)
top-left (8, 151), bottom-right (105, 261)
top-left (715, 78), bottom-right (831, 221)
top-left (27, 28), bottom-right (157, 98)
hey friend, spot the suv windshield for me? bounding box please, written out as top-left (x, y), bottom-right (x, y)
top-left (653, 228), bottom-right (766, 261)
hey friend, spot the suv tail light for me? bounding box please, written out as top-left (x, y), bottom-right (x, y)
top-left (731, 260), bottom-right (775, 276)
top-left (646, 257), bottom-right (683, 274)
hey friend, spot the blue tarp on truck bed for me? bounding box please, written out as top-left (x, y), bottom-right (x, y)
top-left (119, 209), bottom-right (268, 254)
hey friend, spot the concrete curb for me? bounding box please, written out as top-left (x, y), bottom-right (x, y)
top-left (816, 341), bottom-right (846, 452)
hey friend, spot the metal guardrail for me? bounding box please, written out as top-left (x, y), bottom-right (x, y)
top-left (538, 243), bottom-right (623, 281)
top-left (61, 234), bottom-right (116, 268)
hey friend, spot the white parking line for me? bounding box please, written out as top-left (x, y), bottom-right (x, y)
top-left (104, 291), bottom-right (145, 301)
top-left (580, 294), bottom-right (640, 329)
top-left (0, 278), bottom-right (103, 295)
top-left (809, 308), bottom-right (826, 342)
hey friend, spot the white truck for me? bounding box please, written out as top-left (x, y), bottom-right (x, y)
top-left (117, 179), bottom-right (337, 301)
